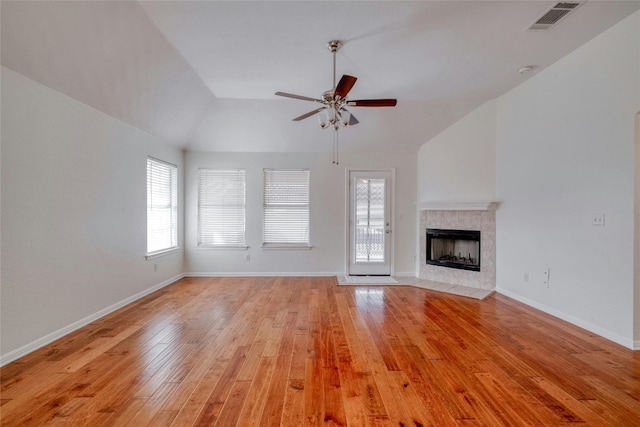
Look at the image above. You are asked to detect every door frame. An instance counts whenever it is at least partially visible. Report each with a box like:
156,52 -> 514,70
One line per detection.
345,168 -> 395,276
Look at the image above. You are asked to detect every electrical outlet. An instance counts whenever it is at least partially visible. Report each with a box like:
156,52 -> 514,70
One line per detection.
245,253 -> 250,261
543,268 -> 550,287
524,273 -> 529,282
153,264 -> 158,272
592,213 -> 605,226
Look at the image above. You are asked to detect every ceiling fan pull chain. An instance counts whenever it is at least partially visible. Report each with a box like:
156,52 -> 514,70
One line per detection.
332,130 -> 336,164
336,130 -> 340,165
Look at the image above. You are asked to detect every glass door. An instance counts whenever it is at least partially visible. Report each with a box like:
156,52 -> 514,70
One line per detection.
348,170 -> 392,275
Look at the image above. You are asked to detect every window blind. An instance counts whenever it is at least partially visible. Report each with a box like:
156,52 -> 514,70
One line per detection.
147,158 -> 178,254
198,169 -> 246,246
263,169 -> 310,246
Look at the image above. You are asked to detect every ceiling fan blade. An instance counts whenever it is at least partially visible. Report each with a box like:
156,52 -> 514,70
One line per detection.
292,107 -> 326,121
340,108 -> 359,126
275,92 -> 323,103
347,99 -> 397,107
334,75 -> 357,99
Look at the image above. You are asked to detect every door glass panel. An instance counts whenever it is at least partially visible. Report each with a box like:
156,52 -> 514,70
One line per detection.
355,178 -> 385,262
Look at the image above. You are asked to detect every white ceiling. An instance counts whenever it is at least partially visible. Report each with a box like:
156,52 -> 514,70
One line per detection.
2,1 -> 639,152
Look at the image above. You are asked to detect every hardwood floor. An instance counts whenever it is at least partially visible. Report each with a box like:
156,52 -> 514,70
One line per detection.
1,276 -> 639,426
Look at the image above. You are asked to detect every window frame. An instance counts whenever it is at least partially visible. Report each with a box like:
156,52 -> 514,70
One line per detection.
262,168 -> 312,250
197,168 -> 248,249
146,157 -> 179,259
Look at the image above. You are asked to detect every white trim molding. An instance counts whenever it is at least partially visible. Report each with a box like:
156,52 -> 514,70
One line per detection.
196,245 -> 249,251
0,274 -> 184,367
145,247 -> 180,260
497,286 -> 635,350
260,244 -> 313,250
184,272 -> 342,277
417,200 -> 500,211
393,272 -> 417,277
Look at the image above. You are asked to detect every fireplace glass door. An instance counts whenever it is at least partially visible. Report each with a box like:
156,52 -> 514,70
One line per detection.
349,171 -> 392,275
426,229 -> 480,271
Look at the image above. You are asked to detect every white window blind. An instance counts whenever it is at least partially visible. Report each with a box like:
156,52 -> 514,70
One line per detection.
263,169 -> 310,246
198,169 -> 246,247
147,157 -> 178,254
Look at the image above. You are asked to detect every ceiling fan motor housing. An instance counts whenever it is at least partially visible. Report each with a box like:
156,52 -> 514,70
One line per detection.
322,90 -> 347,106
327,40 -> 342,53
322,90 -> 335,103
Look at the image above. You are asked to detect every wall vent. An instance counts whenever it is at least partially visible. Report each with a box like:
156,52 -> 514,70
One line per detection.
527,2 -> 583,31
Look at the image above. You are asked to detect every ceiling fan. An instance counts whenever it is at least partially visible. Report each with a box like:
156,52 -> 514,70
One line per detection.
275,40 -> 397,130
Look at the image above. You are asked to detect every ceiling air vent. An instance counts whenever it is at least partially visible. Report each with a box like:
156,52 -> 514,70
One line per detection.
527,2 -> 583,31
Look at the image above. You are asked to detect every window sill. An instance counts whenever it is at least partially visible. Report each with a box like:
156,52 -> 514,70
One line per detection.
261,244 -> 313,250
196,245 -> 249,251
145,247 -> 180,260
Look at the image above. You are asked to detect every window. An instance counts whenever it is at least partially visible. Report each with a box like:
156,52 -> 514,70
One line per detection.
263,169 -> 310,247
198,169 -> 246,247
146,157 -> 178,255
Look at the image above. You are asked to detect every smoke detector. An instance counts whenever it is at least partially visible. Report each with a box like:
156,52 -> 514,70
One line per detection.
518,66 -> 534,75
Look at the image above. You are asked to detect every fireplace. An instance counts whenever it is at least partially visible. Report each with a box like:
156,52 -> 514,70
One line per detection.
426,228 -> 480,272
419,204 -> 496,289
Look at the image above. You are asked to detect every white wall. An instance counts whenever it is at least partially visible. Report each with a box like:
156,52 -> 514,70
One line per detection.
0,67 -> 417,363
1,67 -> 184,361
417,11 -> 640,348
184,150 -> 417,276
496,11 -> 639,347
417,100 -> 496,203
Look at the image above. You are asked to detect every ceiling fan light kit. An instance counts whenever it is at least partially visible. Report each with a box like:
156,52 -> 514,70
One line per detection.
275,40 -> 397,164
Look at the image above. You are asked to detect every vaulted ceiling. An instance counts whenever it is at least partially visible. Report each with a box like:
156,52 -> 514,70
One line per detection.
2,1 -> 639,153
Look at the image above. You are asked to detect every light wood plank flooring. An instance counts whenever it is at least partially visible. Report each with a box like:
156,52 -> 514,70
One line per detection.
1,276 -> 639,426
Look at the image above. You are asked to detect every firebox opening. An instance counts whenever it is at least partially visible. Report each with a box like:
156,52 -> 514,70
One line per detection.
426,229 -> 480,272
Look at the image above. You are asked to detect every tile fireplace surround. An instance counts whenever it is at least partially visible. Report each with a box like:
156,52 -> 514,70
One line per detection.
419,202 -> 498,290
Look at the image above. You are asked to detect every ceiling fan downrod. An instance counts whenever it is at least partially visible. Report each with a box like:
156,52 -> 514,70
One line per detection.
327,40 -> 342,91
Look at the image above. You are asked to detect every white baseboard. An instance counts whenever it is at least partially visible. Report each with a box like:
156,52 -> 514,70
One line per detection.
184,272 -> 416,279
183,272 -> 343,277
496,286 -> 635,350
0,274 -> 184,367
393,272 -> 417,277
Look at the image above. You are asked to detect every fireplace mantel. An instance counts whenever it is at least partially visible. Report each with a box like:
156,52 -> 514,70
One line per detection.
417,201 -> 500,211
